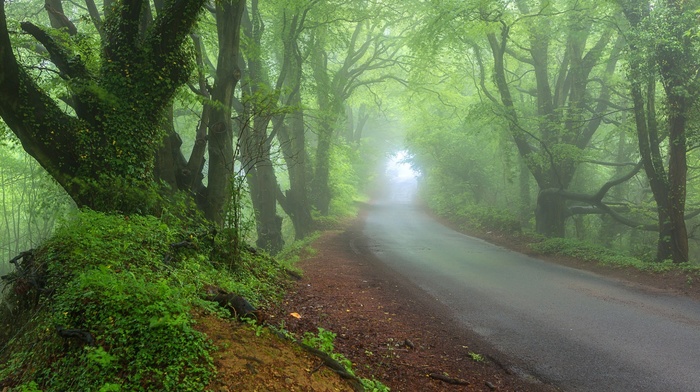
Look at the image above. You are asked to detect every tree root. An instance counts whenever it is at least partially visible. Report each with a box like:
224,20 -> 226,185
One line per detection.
297,342 -> 365,392
268,327 -> 365,391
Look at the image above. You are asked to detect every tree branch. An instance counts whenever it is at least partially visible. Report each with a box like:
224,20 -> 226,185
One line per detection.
20,22 -> 89,80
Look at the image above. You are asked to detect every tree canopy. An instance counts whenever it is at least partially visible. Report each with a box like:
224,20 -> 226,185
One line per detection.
2,0 -> 700,262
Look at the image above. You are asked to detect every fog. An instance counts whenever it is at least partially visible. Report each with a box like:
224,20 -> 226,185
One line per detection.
385,150 -> 419,204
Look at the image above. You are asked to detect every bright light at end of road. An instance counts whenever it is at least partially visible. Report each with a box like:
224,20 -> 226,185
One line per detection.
386,150 -> 418,181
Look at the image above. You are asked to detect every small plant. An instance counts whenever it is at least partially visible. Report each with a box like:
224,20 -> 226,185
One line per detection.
301,327 -> 390,391
244,317 -> 266,337
303,328 -> 339,357
361,378 -> 391,392
85,346 -> 118,370
468,352 -> 484,362
17,382 -> 42,392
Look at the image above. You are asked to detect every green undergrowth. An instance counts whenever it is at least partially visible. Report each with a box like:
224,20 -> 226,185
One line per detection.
530,237 -> 700,273
299,327 -> 390,392
275,232 -> 320,266
0,210 -> 293,391
427,196 -> 700,276
430,197 -> 521,234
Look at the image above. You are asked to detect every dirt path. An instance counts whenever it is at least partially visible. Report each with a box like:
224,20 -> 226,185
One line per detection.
271,218 -> 559,392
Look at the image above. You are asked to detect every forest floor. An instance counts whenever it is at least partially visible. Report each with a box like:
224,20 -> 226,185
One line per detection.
199,205 -> 700,392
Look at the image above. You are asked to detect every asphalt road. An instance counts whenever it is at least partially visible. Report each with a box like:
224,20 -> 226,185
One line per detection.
363,179 -> 700,391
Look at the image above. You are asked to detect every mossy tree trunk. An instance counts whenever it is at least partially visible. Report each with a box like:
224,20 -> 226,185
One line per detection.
0,0 -> 206,214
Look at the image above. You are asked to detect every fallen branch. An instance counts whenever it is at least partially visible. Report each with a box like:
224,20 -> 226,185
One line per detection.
203,285 -> 262,322
428,372 -> 470,385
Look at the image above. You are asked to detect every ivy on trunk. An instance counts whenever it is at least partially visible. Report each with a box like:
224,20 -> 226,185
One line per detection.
0,0 -> 205,213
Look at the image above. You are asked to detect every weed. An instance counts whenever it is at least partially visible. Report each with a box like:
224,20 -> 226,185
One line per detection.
244,318 -> 266,337
468,352 -> 484,362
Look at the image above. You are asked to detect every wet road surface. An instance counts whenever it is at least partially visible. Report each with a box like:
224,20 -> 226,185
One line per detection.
362,180 -> 700,391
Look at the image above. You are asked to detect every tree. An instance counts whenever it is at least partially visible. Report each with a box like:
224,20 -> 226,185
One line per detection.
235,0 -> 288,253
151,2 -> 246,224
273,1 -> 316,241
308,2 -> 405,215
477,1 -> 624,237
617,0 -> 700,262
0,0 -> 208,213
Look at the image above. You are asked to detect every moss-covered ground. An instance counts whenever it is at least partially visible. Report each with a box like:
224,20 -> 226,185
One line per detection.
0,210 -> 363,392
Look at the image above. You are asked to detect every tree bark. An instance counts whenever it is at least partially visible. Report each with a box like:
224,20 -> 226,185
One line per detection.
619,0 -> 692,262
0,0 -> 208,214
203,0 -> 245,224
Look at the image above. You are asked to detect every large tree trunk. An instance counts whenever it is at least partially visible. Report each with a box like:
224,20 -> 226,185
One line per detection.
276,107 -> 313,240
309,40 -> 338,216
620,0 -> 692,262
0,0 -> 207,214
312,120 -> 334,215
665,96 -> 689,262
203,1 -> 245,224
535,192 -> 567,237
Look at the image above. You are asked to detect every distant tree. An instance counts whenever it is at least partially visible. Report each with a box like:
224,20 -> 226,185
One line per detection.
308,2 -> 405,215
235,0 -> 288,253
477,1 -> 624,237
273,0 -> 316,241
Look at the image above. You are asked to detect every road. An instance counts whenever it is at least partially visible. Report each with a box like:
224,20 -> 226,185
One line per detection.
362,178 -> 700,391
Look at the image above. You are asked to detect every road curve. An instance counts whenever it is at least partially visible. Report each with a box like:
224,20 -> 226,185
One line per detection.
362,181 -> 700,391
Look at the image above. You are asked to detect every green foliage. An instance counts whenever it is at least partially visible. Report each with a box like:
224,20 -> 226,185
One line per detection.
15,382 -> 41,392
217,173 -> 258,268
362,378 -> 391,392
301,328 -> 390,392
530,237 -> 700,274
44,268 -> 212,391
428,188 -> 521,234
328,144 -> 361,218
468,352 -> 484,362
275,232 -> 320,268
302,328 -> 340,359
0,209 -> 293,391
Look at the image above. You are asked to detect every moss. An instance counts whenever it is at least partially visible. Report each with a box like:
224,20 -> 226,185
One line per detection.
0,210 -> 292,391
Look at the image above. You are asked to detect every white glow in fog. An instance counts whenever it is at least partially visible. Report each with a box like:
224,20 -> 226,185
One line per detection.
386,150 -> 418,203
386,150 -> 418,180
